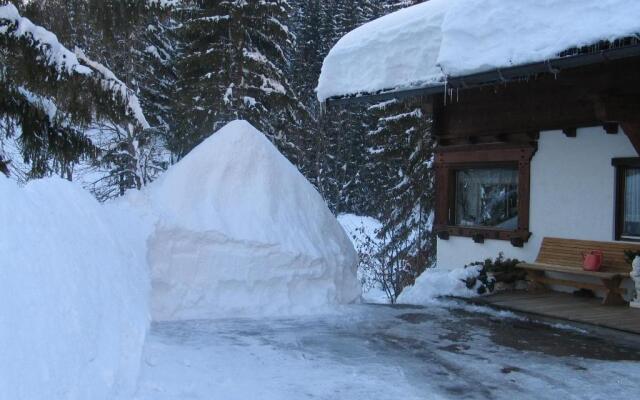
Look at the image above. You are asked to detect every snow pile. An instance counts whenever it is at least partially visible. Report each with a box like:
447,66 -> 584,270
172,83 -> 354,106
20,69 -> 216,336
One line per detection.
397,266 -> 482,306
0,177 -> 149,400
337,214 -> 389,303
317,0 -> 640,101
144,120 -> 360,320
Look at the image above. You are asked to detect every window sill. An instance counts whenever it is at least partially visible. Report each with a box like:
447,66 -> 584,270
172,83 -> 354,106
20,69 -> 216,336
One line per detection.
435,225 -> 531,247
617,236 -> 640,243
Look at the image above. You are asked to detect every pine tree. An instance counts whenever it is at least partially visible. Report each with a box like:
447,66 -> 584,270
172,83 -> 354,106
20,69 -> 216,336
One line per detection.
366,98 -> 436,297
173,0 -> 304,161
0,2 -> 149,181
4,0 -> 176,195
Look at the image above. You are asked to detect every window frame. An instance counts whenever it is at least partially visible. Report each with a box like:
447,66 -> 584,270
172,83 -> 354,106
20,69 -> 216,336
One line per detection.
453,165 -> 520,230
434,145 -> 535,247
613,157 -> 640,242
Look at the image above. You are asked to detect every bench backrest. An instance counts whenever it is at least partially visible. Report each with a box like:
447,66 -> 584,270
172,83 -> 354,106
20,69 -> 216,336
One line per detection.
536,237 -> 640,272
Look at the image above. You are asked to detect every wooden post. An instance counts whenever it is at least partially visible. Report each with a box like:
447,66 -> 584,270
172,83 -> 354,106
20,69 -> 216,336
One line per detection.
601,277 -> 627,306
527,270 -> 548,293
620,121 -> 640,156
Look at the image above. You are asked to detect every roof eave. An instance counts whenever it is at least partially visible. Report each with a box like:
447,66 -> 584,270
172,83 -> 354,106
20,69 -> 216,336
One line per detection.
324,42 -> 640,107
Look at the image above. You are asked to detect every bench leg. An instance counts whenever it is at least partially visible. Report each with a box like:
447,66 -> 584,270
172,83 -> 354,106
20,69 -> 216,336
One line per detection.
527,270 -> 548,293
601,277 -> 627,306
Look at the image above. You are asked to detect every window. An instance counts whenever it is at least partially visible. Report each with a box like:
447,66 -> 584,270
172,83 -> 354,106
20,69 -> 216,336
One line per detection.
614,158 -> 640,241
434,145 -> 535,246
455,168 -> 519,229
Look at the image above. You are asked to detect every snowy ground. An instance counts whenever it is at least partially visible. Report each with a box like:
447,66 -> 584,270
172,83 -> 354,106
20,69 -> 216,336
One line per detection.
135,303 -> 640,400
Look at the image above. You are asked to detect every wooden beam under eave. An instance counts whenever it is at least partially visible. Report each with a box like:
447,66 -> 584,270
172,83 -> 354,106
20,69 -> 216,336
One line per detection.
603,122 -> 619,134
620,121 -> 640,155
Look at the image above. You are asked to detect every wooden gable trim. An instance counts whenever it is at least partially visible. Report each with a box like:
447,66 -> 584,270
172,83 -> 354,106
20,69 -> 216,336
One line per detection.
620,121 -> 640,156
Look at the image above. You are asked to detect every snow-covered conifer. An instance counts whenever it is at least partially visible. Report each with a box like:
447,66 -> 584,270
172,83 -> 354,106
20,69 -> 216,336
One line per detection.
172,0 -> 305,160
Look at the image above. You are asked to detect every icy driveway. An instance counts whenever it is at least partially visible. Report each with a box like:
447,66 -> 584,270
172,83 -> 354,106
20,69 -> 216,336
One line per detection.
134,303 -> 640,400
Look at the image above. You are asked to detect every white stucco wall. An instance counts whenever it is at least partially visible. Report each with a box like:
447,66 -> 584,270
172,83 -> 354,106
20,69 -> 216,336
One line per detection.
437,126 -> 638,270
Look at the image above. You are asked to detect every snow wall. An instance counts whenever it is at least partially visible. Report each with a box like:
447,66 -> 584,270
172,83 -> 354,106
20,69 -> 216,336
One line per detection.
0,177 -> 149,400
144,120 -> 360,320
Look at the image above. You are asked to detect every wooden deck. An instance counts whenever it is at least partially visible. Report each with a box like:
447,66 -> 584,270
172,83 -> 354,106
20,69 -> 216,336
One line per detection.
470,291 -> 640,335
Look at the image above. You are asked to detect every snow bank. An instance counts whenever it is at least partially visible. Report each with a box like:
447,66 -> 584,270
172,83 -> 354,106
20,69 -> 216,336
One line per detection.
0,177 -> 149,400
144,120 -> 360,320
317,0 -> 640,101
396,266 -> 481,306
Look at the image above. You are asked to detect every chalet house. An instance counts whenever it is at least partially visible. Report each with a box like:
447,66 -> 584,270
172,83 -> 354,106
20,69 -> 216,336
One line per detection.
318,0 -> 640,303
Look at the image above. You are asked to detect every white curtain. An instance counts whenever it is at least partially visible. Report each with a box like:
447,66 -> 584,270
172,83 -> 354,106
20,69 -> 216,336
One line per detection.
455,168 -> 518,228
624,168 -> 640,236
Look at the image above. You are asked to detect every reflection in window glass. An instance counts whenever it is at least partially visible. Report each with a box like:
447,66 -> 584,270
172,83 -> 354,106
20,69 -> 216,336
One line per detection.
623,167 -> 640,238
455,168 -> 518,229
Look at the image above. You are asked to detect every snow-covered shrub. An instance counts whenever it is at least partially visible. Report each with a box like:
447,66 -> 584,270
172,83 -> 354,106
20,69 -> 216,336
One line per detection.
338,214 -> 390,303
397,254 -> 524,305
463,253 -> 524,295
0,176 -> 149,400
396,265 -> 484,305
338,214 -> 419,304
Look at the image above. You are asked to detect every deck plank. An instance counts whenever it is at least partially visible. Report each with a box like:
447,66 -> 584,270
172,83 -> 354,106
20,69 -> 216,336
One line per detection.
471,291 -> 640,334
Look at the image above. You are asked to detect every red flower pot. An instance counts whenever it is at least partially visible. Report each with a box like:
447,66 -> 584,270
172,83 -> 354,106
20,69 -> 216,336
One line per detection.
582,250 -> 604,271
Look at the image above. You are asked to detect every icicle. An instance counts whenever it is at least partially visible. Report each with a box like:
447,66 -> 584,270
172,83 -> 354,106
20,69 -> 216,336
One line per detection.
443,79 -> 447,107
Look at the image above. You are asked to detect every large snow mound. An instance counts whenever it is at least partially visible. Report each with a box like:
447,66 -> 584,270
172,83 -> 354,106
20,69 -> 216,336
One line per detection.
145,120 -> 360,320
0,177 -> 149,400
317,0 -> 640,101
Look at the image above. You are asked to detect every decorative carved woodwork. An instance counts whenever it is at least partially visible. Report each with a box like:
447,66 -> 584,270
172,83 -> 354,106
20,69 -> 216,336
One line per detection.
603,122 -> 619,134
434,57 -> 640,147
620,121 -> 640,155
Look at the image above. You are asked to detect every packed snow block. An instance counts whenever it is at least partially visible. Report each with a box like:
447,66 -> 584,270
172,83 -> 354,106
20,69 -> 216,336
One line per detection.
0,177 -> 149,400
146,120 -> 360,320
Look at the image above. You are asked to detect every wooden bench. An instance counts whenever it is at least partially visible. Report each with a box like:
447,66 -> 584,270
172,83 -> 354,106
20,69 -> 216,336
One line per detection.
517,237 -> 640,306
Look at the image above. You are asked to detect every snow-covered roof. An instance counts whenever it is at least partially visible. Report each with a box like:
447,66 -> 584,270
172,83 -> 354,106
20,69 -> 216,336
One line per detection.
317,0 -> 640,102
